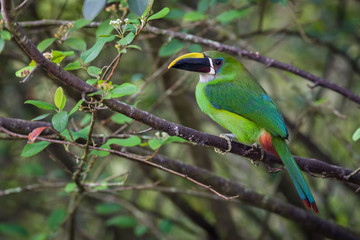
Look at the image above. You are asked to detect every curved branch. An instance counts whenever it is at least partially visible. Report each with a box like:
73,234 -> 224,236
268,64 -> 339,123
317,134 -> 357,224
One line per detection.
1,115 -> 360,186
17,19 -> 360,105
238,29 -> 360,75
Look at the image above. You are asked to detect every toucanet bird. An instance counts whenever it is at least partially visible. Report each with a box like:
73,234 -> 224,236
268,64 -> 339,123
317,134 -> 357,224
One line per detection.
168,51 -> 318,213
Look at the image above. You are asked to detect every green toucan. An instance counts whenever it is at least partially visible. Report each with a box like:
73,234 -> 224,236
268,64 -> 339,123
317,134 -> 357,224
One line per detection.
168,51 -> 318,213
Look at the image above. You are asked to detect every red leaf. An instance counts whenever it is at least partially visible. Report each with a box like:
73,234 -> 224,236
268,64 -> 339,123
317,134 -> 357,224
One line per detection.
28,127 -> 48,144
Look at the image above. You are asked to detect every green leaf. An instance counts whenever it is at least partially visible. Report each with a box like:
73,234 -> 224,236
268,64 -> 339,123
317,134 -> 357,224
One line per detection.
90,144 -> 111,157
81,114 -> 92,125
70,19 -> 91,33
87,66 -> 101,78
148,7 -> 170,20
21,141 -> 51,157
163,136 -> 186,144
109,83 -> 138,98
25,100 -> 57,110
95,203 -> 122,215
134,225 -> 148,237
148,139 -> 162,150
197,0 -> 209,13
29,60 -> 36,66
64,38 -> 87,51
164,9 -> 185,20
96,20 -> 114,39
37,38 -> 56,52
87,90 -> 103,96
0,38 -> 5,53
88,90 -> 103,97
128,0 -> 148,16
64,183 -> 77,193
124,23 -> 137,33
48,208 -> 66,231
111,113 -> 133,124
216,9 -> 248,24
52,111 -> 68,132
106,215 -> 137,228
64,61 -> 82,71
81,35 -> 116,63
61,126 -> 89,141
86,79 -> 98,85
31,113 -> 51,121
352,127 -> 360,142
82,0 -> 107,21
0,223 -> 28,237
126,44 -> 142,51
183,11 -> 206,21
188,43 -> 202,53
142,0 -> 154,18
69,100 -> 83,116
15,65 -> 35,77
159,219 -> 173,233
118,32 -> 135,46
148,135 -> 185,150
0,30 -> 11,40
54,87 -> 66,110
127,18 -> 141,25
107,136 -> 141,147
313,97 -> 328,106
51,50 -> 74,64
159,39 -> 185,57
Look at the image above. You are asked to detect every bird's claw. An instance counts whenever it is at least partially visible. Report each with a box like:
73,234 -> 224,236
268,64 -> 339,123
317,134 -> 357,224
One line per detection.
214,134 -> 232,155
249,143 -> 264,166
266,165 -> 285,173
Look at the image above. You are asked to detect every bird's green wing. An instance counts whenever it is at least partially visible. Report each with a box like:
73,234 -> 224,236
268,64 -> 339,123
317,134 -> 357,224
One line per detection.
204,80 -> 288,138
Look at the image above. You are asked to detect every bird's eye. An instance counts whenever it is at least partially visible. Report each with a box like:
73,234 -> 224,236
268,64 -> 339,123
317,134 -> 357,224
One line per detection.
214,59 -> 222,66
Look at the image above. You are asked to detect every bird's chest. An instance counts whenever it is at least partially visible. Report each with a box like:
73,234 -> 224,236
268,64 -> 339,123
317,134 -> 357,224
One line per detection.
195,83 -> 261,144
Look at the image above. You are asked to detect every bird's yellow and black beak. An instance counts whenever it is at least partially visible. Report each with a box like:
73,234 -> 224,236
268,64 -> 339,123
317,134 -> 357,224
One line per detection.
168,53 -> 213,74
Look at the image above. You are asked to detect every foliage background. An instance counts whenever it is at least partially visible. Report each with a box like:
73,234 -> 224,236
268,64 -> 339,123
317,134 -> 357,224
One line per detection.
0,0 -> 360,239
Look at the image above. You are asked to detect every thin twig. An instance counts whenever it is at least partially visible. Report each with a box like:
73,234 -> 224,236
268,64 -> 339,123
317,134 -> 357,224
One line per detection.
72,109 -> 96,191
19,65 -> 37,83
15,0 -> 31,12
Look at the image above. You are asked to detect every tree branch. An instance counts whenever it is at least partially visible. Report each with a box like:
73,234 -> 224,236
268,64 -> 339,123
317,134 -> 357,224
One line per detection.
1,116 -> 360,187
17,19 -> 360,105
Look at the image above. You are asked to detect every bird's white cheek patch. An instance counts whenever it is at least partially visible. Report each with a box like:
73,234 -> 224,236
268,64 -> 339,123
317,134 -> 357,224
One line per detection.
199,73 -> 215,83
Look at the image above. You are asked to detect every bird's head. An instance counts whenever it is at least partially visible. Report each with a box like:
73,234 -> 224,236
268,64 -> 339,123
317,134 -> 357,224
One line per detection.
168,51 -> 241,83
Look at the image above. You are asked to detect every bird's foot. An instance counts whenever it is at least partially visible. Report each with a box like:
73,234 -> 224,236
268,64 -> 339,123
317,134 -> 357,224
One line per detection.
214,133 -> 233,155
266,165 -> 285,173
249,143 -> 264,166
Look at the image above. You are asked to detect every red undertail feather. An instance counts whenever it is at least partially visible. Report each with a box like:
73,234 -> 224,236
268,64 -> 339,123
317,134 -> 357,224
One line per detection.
303,200 -> 319,213
311,202 -> 319,214
302,199 -> 311,210
259,132 -> 279,158
260,132 -> 319,214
